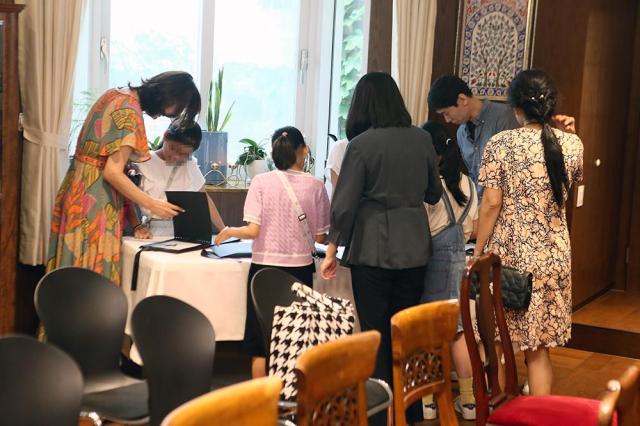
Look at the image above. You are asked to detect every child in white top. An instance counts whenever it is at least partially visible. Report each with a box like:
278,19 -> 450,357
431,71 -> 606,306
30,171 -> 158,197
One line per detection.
134,122 -> 225,237
325,137 -> 349,197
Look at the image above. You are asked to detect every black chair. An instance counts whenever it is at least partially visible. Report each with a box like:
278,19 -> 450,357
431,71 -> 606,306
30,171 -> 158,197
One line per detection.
34,266 -> 149,425
250,267 -> 393,418
132,295 -> 216,426
0,334 -> 83,426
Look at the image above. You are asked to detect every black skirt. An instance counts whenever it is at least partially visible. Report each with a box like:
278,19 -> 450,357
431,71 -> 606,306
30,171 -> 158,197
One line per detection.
243,262 -> 315,357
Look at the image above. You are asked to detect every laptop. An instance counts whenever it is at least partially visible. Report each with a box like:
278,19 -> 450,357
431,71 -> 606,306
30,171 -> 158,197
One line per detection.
141,191 -> 213,253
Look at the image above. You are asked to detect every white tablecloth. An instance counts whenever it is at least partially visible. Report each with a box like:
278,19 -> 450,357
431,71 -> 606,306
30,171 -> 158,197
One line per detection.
121,237 -> 356,344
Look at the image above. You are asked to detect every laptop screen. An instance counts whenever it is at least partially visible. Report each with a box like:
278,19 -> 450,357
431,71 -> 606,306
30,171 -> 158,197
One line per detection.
165,191 -> 213,244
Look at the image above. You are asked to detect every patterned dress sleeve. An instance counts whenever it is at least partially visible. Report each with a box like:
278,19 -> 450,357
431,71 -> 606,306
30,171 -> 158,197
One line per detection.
569,134 -> 584,184
478,134 -> 507,191
98,92 -> 150,162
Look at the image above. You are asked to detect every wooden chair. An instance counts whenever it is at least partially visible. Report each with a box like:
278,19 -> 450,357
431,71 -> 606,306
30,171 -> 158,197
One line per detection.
391,300 -> 460,426
459,253 -> 518,425
461,254 -> 640,426
599,363 -> 640,426
294,330 -> 381,426
161,377 -> 282,426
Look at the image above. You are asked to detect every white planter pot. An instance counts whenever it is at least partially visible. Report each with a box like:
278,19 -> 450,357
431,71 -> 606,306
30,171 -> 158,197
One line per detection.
247,159 -> 269,178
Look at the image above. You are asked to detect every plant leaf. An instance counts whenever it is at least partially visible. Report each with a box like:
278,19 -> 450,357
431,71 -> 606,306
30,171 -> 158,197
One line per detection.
218,100 -> 235,132
207,80 -> 214,131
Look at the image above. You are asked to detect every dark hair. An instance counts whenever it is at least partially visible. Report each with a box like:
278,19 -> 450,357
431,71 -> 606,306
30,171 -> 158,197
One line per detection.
164,120 -> 202,151
427,75 -> 473,111
508,69 -> 568,207
421,121 -> 468,206
271,126 -> 305,170
129,71 -> 201,125
345,72 -> 412,140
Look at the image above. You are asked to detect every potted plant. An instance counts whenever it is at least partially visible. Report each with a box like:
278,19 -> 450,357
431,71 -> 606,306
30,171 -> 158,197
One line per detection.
236,138 -> 268,179
194,67 -> 235,184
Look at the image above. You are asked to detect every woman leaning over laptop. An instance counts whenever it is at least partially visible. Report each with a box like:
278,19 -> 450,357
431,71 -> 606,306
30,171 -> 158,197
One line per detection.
214,126 -> 330,379
47,71 -> 199,286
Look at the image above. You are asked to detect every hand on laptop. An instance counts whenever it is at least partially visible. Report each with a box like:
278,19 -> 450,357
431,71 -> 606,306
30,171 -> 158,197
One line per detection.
146,198 -> 184,219
214,226 -> 232,245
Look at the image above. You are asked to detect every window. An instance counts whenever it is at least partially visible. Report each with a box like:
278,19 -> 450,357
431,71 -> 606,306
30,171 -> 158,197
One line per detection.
210,0 -> 302,163
109,0 -> 201,142
69,0 -> 370,179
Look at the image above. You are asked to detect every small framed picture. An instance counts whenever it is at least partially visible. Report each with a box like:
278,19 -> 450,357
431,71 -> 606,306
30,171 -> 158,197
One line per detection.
455,0 -> 538,100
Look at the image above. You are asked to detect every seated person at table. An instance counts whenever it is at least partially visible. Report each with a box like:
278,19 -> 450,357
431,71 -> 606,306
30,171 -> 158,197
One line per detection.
133,121 -> 225,238
214,126 -> 330,378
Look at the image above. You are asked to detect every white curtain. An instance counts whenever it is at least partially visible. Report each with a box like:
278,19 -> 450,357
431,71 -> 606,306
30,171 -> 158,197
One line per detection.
17,0 -> 85,265
396,0 -> 438,124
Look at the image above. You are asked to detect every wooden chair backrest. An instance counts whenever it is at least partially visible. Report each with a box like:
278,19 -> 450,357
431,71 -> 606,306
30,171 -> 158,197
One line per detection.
160,377 -> 281,426
294,331 -> 381,426
599,363 -> 640,426
460,253 -> 519,425
391,300 -> 460,426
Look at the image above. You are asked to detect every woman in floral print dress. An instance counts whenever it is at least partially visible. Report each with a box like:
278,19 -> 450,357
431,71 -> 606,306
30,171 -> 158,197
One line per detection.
47,71 -> 200,285
474,69 -> 584,395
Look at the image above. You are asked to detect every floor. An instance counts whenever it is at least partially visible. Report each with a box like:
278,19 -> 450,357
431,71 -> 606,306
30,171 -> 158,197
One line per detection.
572,290 -> 640,333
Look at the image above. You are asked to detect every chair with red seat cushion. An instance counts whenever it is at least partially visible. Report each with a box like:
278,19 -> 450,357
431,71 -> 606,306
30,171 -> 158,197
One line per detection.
487,394 -> 616,426
460,254 -> 639,426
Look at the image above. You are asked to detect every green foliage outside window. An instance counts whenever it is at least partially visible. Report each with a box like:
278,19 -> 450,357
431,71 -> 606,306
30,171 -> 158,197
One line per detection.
337,0 -> 365,139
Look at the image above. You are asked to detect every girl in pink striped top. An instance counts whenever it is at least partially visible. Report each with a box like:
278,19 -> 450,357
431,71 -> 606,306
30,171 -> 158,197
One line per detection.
214,126 -> 330,378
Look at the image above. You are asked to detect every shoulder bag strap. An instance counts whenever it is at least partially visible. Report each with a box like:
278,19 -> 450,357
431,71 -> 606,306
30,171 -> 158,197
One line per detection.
457,176 -> 476,224
275,170 -> 317,256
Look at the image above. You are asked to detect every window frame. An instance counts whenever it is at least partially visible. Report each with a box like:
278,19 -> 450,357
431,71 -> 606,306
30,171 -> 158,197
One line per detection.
72,0 -> 371,177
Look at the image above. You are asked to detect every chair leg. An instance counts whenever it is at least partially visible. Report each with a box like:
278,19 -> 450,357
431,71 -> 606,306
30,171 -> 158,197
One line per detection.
80,411 -> 103,426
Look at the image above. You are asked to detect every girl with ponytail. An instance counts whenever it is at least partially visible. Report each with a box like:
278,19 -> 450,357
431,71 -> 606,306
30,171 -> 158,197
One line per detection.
474,69 -> 584,396
214,126 -> 330,379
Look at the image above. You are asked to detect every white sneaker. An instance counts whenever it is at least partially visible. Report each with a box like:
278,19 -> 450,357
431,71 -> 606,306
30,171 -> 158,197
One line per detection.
454,396 -> 476,421
422,401 -> 437,420
522,380 -> 530,395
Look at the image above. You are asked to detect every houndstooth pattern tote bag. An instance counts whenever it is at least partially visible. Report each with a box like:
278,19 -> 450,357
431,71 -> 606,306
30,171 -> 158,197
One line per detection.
269,282 -> 355,400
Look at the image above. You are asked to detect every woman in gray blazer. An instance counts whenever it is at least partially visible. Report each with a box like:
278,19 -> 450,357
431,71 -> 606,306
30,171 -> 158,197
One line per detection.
321,71 -> 442,424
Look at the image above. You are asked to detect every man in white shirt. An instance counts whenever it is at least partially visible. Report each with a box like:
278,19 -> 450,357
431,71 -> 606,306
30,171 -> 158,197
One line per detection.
133,122 -> 225,237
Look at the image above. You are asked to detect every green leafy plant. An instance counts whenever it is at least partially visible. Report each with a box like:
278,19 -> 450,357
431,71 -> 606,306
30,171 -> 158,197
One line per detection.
236,138 -> 267,165
206,67 -> 235,132
337,0 -> 366,138
148,136 -> 162,150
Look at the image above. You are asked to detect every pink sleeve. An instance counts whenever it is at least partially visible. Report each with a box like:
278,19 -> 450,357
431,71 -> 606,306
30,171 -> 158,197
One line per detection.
315,181 -> 330,234
243,179 -> 262,225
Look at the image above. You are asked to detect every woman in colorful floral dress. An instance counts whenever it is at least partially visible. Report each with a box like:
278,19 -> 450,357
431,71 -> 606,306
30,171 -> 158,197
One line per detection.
47,71 -> 200,285
474,69 -> 583,395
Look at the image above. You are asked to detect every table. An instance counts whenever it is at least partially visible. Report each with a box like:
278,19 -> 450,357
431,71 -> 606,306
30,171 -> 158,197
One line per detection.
121,237 -> 356,351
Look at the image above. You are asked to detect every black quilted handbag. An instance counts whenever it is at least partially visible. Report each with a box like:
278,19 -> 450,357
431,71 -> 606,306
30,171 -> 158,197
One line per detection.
470,266 -> 533,310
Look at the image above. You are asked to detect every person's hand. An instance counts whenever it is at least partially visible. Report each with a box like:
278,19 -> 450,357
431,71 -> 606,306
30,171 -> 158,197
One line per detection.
214,227 -> 232,245
134,225 -> 153,239
550,114 -> 576,134
320,255 -> 338,280
146,198 -> 184,219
